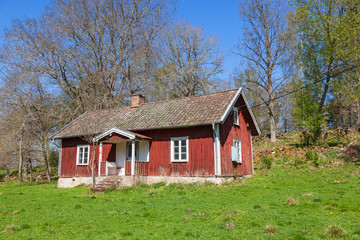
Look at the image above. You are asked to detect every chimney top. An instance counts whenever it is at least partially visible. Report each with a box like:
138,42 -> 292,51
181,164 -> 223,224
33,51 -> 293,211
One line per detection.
130,94 -> 145,107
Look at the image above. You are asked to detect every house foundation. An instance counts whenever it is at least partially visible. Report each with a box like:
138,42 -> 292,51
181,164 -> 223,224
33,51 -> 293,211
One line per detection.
57,175 -> 242,188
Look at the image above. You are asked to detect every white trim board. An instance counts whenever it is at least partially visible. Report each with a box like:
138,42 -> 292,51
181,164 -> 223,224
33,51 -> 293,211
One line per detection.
93,127 -> 136,142
220,88 -> 261,136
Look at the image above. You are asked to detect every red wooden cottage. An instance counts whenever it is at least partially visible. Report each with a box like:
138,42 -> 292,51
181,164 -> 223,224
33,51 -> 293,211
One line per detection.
51,88 -> 260,187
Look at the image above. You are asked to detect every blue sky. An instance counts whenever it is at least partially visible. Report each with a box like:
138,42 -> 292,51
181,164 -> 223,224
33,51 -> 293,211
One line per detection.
0,0 -> 242,82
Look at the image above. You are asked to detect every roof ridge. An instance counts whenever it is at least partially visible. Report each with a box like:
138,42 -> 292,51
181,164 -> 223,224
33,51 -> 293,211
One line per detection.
79,89 -> 239,113
139,88 -> 238,106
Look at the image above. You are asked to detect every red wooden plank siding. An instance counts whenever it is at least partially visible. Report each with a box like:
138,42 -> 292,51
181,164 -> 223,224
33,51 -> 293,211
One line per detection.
219,96 -> 253,176
100,162 -> 106,176
101,133 -> 126,141
60,137 -> 99,177
139,125 -> 215,176
125,161 -> 149,176
125,161 -> 131,175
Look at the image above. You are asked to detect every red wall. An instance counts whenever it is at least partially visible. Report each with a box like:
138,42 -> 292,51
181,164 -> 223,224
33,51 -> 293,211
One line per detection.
60,138 -> 98,177
60,138 -> 115,177
219,97 -> 253,176
139,125 -> 215,176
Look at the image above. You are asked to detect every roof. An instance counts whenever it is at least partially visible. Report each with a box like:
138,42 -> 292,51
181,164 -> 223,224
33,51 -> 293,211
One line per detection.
51,88 -> 260,139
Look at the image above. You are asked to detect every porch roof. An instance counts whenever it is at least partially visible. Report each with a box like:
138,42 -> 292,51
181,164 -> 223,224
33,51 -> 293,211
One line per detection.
94,128 -> 151,142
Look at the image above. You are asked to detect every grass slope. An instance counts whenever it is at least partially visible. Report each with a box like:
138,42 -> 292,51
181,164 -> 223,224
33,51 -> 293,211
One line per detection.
0,164 -> 360,239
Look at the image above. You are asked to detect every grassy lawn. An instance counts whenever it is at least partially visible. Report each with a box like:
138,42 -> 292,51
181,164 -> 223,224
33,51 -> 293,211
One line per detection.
0,163 -> 359,239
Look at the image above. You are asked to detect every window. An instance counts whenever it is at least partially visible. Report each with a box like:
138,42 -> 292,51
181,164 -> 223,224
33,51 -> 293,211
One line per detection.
126,141 -> 139,161
233,107 -> 239,125
77,145 -> 89,165
171,137 -> 189,162
233,139 -> 242,163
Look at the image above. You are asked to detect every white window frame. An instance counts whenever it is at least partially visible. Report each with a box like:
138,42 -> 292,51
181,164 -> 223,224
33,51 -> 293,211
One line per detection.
171,137 -> 189,162
77,145 -> 90,165
233,139 -> 242,163
233,107 -> 239,125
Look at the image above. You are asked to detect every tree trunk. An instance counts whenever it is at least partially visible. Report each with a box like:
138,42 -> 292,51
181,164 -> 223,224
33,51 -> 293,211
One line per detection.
269,96 -> 277,142
29,159 -> 33,182
24,159 -> 28,179
356,97 -> 360,131
6,169 -> 10,178
18,135 -> 23,182
41,136 -> 51,181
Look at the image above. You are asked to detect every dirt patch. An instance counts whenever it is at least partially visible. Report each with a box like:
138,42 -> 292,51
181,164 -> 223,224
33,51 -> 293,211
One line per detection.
2,225 -> 16,233
341,144 -> 360,161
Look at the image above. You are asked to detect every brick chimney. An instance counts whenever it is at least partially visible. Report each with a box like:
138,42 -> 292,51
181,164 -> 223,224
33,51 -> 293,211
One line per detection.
130,94 -> 145,107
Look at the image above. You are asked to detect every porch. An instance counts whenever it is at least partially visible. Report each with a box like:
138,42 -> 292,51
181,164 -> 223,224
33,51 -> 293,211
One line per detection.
95,128 -> 151,177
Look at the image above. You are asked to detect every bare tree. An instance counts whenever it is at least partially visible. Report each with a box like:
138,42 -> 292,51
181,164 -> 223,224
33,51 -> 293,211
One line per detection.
81,135 -> 98,188
1,0 -> 174,117
156,21 -> 223,98
236,0 -> 293,142
0,71 -> 57,181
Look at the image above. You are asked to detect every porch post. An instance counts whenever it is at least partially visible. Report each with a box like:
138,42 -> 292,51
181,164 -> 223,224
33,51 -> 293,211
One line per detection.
98,142 -> 103,176
131,140 -> 135,176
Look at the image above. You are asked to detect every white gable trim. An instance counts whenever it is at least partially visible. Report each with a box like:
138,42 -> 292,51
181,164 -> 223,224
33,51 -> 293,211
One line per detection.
93,127 -> 136,142
220,88 -> 261,136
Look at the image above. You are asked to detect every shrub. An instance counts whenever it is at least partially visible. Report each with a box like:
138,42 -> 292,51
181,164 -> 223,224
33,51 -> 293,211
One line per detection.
306,150 -> 320,167
324,225 -> 346,237
260,155 -> 273,169
294,157 -> 305,168
343,156 -> 352,163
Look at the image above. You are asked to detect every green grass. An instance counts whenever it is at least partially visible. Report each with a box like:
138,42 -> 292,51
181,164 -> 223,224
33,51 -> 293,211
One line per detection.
1,164 -> 360,239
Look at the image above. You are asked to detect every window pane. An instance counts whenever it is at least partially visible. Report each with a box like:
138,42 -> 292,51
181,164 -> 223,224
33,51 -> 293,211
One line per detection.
181,146 -> 186,153
174,153 -> 179,160
84,147 -> 88,153
174,140 -> 179,146
174,146 -> 179,153
135,142 -> 139,160
126,143 -> 131,160
78,150 -> 83,164
181,140 -> 186,146
181,153 -> 186,159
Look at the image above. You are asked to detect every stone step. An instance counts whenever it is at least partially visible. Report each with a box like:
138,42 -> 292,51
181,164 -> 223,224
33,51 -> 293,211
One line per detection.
97,181 -> 120,185
91,187 -> 106,193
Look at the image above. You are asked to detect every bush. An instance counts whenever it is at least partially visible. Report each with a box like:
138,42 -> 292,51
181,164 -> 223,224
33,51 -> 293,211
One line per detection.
343,156 -> 352,163
306,150 -> 320,167
260,155 -> 273,169
294,157 -> 305,168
